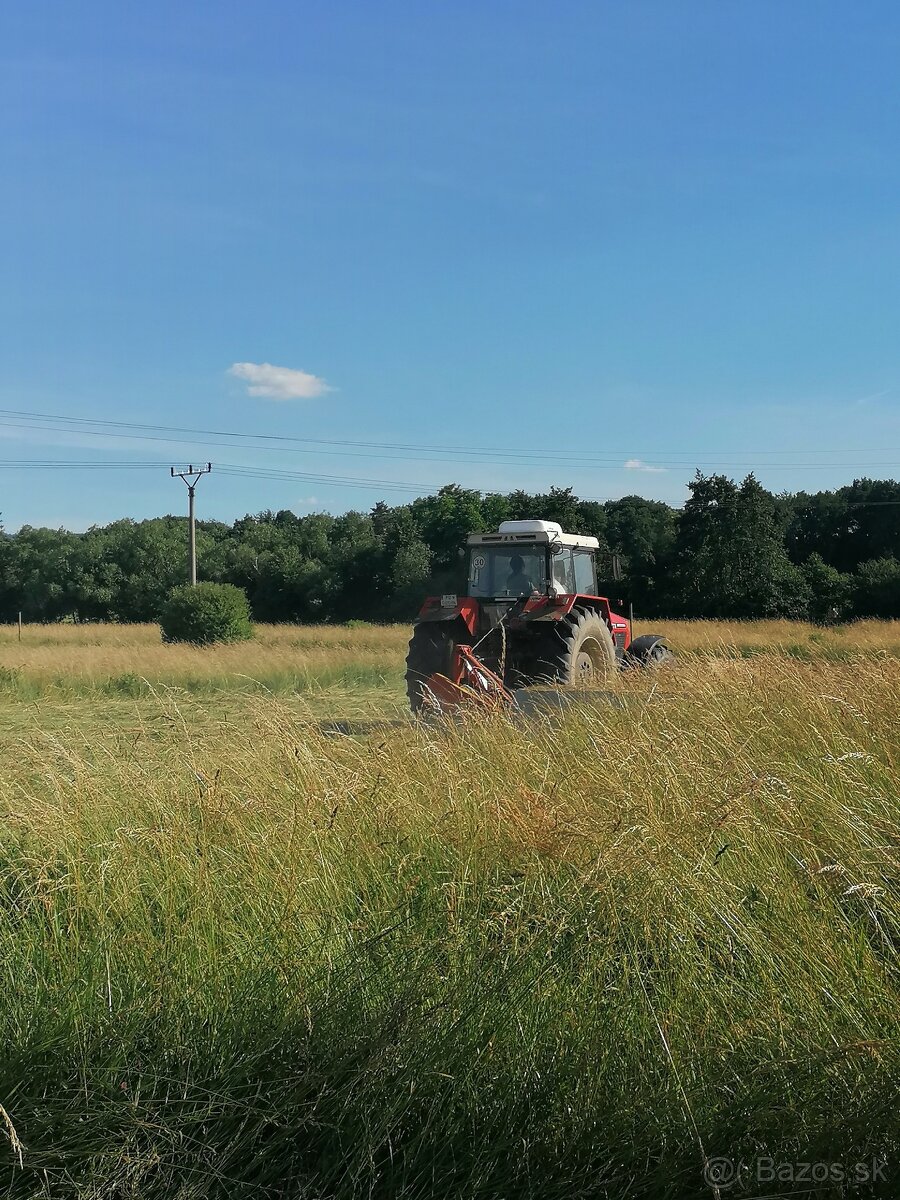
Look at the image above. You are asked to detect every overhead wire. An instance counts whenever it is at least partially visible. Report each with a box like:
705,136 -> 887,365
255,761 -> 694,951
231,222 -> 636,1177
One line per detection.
0,457 -> 624,499
0,408 -> 896,508
0,459 -> 168,469
1,457 -> 899,505
0,407 -> 898,471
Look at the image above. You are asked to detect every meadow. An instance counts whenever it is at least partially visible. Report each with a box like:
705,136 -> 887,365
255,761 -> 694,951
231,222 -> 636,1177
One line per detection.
0,621 -> 898,1197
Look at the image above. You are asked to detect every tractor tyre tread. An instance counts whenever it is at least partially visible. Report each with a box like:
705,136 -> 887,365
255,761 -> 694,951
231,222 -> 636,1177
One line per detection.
543,606 -> 617,686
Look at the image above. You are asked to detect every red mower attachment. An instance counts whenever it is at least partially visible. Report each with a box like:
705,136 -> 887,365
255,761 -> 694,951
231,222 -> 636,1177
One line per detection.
418,644 -> 514,714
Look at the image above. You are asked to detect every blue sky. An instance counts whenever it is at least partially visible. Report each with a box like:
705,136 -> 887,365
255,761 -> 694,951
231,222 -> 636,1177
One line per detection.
1,0 -> 898,530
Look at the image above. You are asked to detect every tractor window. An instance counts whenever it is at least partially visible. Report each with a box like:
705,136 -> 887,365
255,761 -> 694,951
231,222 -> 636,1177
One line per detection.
573,549 -> 597,595
549,547 -> 575,595
468,546 -> 547,597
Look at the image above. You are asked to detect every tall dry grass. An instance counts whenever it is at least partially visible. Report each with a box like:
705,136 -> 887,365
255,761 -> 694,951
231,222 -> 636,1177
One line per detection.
0,618 -> 898,705
0,638 -> 897,1196
639,617 -> 900,658
0,623 -> 409,708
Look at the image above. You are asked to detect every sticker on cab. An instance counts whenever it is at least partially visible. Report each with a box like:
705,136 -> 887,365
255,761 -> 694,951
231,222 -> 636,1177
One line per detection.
472,555 -> 485,569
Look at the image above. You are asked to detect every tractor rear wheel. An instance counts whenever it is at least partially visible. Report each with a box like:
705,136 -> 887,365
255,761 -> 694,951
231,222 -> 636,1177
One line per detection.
405,624 -> 458,714
547,607 -> 617,686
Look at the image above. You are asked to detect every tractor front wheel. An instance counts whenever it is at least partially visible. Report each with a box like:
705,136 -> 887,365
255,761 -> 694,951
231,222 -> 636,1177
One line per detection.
624,634 -> 674,669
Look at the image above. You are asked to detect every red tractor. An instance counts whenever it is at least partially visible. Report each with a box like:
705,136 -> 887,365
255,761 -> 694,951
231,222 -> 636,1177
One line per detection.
405,520 -> 672,714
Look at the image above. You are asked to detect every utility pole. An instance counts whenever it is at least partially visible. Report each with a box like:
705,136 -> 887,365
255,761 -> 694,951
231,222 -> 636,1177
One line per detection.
170,464 -> 212,585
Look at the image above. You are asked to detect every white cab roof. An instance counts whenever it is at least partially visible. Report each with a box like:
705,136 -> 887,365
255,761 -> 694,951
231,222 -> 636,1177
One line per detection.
498,520 -> 563,536
468,520 -> 599,550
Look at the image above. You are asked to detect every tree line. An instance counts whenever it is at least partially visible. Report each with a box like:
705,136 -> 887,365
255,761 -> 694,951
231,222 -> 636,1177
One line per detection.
1,474 -> 899,624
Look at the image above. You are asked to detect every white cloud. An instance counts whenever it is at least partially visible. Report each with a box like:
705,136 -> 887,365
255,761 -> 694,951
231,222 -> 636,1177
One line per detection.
624,458 -> 667,473
228,361 -> 332,400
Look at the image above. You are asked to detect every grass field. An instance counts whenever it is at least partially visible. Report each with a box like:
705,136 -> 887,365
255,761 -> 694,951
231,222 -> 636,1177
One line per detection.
0,621 -> 898,1197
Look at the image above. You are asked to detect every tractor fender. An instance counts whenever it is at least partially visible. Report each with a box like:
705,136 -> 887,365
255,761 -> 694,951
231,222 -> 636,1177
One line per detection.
524,595 -> 617,623
623,634 -> 673,669
415,598 -> 479,637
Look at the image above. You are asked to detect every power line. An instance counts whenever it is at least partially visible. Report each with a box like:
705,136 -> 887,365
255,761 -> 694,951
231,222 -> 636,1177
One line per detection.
0,456 -> 617,498
215,466 -> 446,493
3,404 -> 897,455
2,455 -> 900,506
1,414 -> 899,472
1,407 -> 899,471
0,459 -> 168,469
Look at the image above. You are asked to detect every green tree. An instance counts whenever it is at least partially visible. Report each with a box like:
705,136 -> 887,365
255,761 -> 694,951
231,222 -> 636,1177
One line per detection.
854,557 -> 900,618
370,506 -> 433,618
576,501 -> 608,548
480,492 -> 512,530
98,518 -> 198,620
328,512 -> 381,622
783,489 -> 850,568
529,486 -> 583,532
409,485 -> 484,574
670,473 -> 808,618
390,538 -> 432,616
3,476 -> 898,626
4,527 -> 81,621
836,480 -> 900,571
604,496 -> 675,612
801,553 -> 853,623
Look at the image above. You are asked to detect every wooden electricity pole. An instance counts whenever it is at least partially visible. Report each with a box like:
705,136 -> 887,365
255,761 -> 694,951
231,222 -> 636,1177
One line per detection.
170,464 -> 212,584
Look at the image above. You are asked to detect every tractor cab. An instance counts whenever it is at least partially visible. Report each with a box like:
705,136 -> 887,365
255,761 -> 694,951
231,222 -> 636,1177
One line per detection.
466,520 -> 599,600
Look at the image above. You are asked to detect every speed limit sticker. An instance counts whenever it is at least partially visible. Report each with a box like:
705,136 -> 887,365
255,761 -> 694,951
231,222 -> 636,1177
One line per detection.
472,554 -> 486,569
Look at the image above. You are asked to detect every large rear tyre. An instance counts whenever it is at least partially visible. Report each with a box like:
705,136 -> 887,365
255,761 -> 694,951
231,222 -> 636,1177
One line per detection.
554,609 -> 619,686
405,624 -> 458,714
